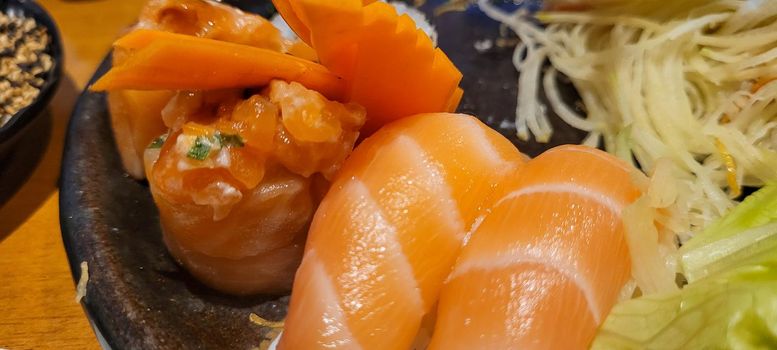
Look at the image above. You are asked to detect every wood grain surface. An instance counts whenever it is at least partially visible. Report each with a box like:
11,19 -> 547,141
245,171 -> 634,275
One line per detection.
0,1 -> 146,348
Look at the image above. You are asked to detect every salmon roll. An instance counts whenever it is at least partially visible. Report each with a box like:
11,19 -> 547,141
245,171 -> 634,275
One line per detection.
146,80 -> 365,295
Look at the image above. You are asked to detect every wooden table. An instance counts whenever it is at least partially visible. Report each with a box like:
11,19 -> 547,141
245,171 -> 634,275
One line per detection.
0,1 -> 147,348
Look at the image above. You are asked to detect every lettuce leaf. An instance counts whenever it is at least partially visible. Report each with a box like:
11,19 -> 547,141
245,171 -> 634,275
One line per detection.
680,183 -> 777,283
592,262 -> 777,350
592,184 -> 777,349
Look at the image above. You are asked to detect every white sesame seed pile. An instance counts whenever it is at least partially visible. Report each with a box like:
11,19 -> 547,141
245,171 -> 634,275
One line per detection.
0,12 -> 52,127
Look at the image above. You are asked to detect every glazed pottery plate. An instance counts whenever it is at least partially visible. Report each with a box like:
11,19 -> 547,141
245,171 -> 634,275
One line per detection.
59,1 -> 583,349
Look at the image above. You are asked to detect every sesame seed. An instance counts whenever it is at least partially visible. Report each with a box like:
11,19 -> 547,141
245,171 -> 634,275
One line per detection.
0,11 -> 52,127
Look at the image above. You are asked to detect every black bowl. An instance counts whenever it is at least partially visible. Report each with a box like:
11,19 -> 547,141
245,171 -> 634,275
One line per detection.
0,0 -> 63,160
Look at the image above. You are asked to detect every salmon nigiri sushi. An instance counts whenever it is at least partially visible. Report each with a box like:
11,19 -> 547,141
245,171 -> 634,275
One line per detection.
429,145 -> 643,349
278,113 -> 527,350
146,80 -> 365,295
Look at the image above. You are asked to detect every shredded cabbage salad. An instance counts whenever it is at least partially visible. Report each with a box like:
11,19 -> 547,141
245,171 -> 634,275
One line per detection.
478,0 -> 777,239
594,183 -> 777,349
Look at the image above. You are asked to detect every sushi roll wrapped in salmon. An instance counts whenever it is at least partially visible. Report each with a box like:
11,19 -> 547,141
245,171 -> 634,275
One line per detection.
96,0 -> 465,297
146,81 -> 365,295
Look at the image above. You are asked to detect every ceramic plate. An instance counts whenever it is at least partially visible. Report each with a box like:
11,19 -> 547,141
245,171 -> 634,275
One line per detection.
59,1 -> 584,349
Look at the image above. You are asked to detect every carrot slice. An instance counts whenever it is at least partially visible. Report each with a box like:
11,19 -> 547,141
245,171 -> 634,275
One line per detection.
752,77 -> 776,93
289,0 -> 364,80
91,30 -> 344,99
272,0 -> 312,44
286,41 -> 318,62
291,0 -> 463,132
446,87 -> 464,113
271,0 -> 378,45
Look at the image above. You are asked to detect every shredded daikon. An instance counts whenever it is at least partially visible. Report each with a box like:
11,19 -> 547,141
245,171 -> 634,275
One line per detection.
622,197 -> 679,294
617,160 -> 681,294
249,313 -> 285,328
477,0 -> 777,238
75,261 -> 89,303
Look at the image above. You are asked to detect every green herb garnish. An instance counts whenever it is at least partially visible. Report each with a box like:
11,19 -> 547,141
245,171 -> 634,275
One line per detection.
148,134 -> 168,149
215,132 -> 245,148
184,132 -> 242,161
187,136 -> 212,161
